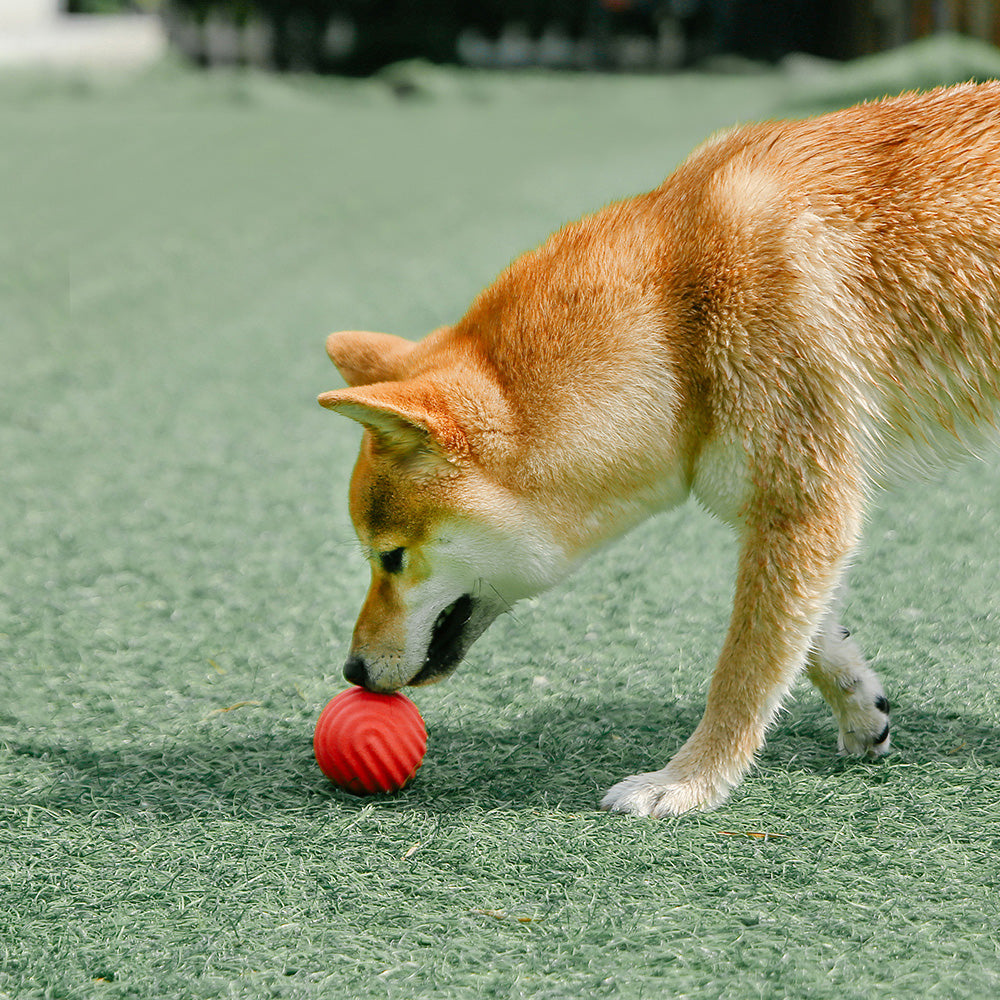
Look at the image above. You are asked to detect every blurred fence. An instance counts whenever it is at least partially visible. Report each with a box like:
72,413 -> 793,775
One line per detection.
159,1 -> 1000,74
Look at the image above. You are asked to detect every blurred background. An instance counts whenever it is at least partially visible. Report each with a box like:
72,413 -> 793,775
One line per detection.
2,0 -> 999,75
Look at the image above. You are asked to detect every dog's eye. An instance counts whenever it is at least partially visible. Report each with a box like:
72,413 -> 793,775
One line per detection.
378,547 -> 405,574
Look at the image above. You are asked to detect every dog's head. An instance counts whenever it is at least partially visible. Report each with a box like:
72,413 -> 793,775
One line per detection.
318,212 -> 691,691
318,329 -> 567,693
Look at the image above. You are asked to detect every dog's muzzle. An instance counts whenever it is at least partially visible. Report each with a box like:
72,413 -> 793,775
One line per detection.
343,593 -> 488,691
411,593 -> 477,686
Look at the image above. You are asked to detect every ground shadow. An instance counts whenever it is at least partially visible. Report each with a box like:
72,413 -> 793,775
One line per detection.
4,727 -> 322,821
6,687 -> 996,821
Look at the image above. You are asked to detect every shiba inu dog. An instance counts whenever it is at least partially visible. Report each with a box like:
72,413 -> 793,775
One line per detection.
318,82 -> 1000,816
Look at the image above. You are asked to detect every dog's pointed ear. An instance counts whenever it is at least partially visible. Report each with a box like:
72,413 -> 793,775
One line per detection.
318,382 -> 468,464
325,330 -> 416,387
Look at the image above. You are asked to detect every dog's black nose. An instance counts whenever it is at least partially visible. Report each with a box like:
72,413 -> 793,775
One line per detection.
343,655 -> 368,688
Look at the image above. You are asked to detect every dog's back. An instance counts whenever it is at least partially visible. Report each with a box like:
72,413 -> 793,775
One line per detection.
649,83 -> 1000,484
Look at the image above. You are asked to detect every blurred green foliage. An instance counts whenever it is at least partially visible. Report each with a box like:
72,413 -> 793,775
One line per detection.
67,0 -> 161,13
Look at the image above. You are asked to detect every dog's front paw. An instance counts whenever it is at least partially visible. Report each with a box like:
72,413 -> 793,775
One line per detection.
600,767 -> 730,817
807,622 -> 891,759
838,690 -> 891,757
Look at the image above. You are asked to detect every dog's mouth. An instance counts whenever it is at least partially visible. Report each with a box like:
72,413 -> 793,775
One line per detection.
410,594 -> 478,686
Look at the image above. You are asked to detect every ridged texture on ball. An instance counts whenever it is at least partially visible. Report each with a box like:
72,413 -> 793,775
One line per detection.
314,687 -> 427,795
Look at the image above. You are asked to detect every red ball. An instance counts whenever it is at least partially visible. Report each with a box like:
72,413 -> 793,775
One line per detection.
313,687 -> 427,795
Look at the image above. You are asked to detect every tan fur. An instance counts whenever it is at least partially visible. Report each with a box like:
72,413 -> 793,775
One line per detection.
319,83 -> 1000,816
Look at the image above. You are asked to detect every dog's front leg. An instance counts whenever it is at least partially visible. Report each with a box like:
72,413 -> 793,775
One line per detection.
602,492 -> 861,817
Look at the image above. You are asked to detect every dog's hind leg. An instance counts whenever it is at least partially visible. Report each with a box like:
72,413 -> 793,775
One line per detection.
806,592 -> 891,757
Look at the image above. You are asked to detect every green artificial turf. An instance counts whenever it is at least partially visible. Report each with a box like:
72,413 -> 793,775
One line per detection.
3,34 -> 1000,1000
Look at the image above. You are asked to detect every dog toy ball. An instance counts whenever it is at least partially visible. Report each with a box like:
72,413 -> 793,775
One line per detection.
314,687 -> 426,795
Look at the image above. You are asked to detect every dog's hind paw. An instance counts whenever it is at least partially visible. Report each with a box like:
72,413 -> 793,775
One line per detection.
600,768 -> 730,817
